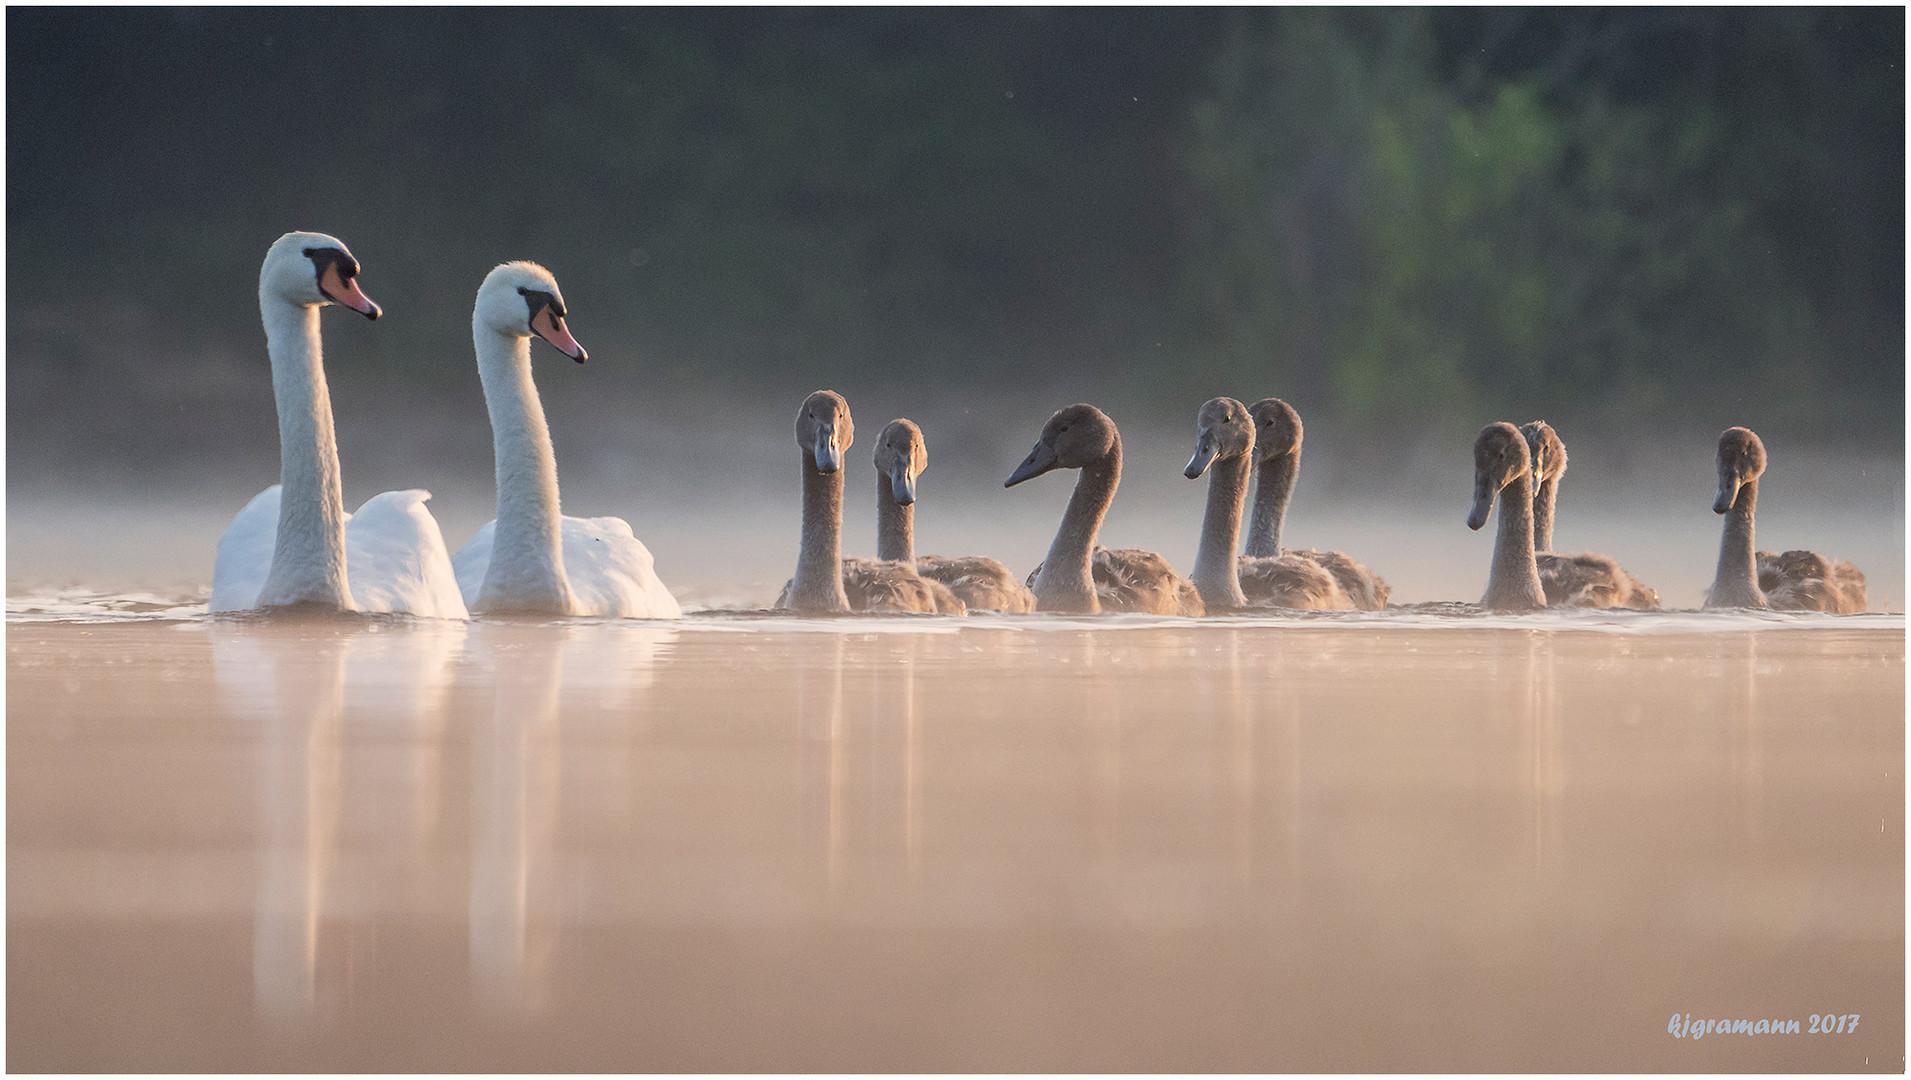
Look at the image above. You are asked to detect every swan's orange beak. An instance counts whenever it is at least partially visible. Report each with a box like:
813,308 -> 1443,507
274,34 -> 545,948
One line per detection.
319,262 -> 381,320
532,307 -> 587,363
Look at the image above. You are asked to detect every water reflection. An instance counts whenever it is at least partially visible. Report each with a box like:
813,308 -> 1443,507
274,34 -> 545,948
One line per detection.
903,635 -> 923,877
785,633 -> 847,889
1522,633 -> 1562,872
1727,634 -> 1763,850
467,625 -> 562,1014
464,621 -> 676,1013
13,618 -> 1900,1071
1220,629 -> 1254,881
212,618 -> 465,1016
229,628 -> 344,1015
212,617 -> 680,1018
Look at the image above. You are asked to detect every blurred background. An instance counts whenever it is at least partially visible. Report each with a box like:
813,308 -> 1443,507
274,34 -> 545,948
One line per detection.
8,7 -> 1903,607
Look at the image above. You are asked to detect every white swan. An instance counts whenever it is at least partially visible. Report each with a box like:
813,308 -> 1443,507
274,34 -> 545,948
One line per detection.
210,232 -> 468,618
450,263 -> 681,618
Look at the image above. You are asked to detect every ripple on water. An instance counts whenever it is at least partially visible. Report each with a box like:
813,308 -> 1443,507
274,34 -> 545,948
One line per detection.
7,585 -> 1901,634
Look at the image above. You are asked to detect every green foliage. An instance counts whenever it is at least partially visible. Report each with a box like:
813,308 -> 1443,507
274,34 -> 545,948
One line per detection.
1172,10 -> 1895,437
6,8 -> 1900,455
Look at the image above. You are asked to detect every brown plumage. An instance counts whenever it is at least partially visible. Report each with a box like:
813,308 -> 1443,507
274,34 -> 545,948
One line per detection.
1757,550 -> 1867,613
1181,396 -> 1359,612
917,555 -> 1036,613
841,558 -> 966,614
1285,548 -> 1389,609
1706,426 -> 1866,613
1236,552 -> 1352,610
1022,547 -> 1206,616
1006,403 -> 1203,615
1535,552 -> 1660,609
1469,421 -> 1657,612
1513,419 -> 1660,610
866,418 -> 1035,613
1094,547 -> 1204,615
1240,398 -> 1390,610
773,391 -> 965,615
1519,419 -> 1568,554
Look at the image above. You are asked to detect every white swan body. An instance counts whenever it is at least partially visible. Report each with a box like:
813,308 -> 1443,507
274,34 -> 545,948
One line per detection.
213,486 -> 468,615
453,516 -> 679,618
210,232 -> 467,618
451,262 -> 681,619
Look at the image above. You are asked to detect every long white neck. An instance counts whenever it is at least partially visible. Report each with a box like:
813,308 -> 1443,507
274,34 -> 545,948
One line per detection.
474,325 -> 574,614
257,299 -> 353,609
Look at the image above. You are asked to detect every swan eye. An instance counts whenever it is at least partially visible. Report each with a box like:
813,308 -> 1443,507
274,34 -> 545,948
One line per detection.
1058,425 -> 1069,434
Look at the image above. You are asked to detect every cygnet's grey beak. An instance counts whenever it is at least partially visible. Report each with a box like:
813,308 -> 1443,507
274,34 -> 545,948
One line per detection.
1184,432 -> 1219,479
1005,441 -> 1058,487
1713,475 -> 1740,515
1466,477 -> 1495,531
813,426 -> 843,473
889,465 -> 917,506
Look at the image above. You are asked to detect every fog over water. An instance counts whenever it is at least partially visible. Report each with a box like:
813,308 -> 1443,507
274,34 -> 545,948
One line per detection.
8,371 -> 1902,611
12,300 -> 1899,615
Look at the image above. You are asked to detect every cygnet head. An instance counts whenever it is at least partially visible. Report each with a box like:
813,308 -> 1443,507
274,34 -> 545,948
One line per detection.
1184,397 -> 1255,479
874,419 -> 927,505
1519,420 -> 1568,483
1248,398 -> 1302,462
796,390 -> 853,473
1713,426 -> 1767,514
1468,422 -> 1531,531
260,231 -> 381,319
1005,403 -> 1119,487
475,261 -> 587,362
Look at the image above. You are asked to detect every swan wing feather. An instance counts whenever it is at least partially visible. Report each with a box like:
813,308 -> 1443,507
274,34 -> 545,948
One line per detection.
1093,547 -> 1204,616
917,555 -> 1035,613
841,557 -> 964,614
1537,551 -> 1660,610
1287,548 -> 1392,610
342,490 -> 470,619
210,485 -> 283,612
1759,549 -> 1868,613
559,515 -> 683,619
1238,552 -> 1352,610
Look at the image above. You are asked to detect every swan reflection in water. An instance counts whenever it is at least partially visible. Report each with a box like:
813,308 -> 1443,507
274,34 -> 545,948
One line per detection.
784,630 -> 936,894
467,620 -> 676,1013
213,615 -> 465,1015
218,614 -> 677,1017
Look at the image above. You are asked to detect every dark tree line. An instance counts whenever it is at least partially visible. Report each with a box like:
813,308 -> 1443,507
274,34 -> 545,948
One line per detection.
8,7 -> 1901,465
